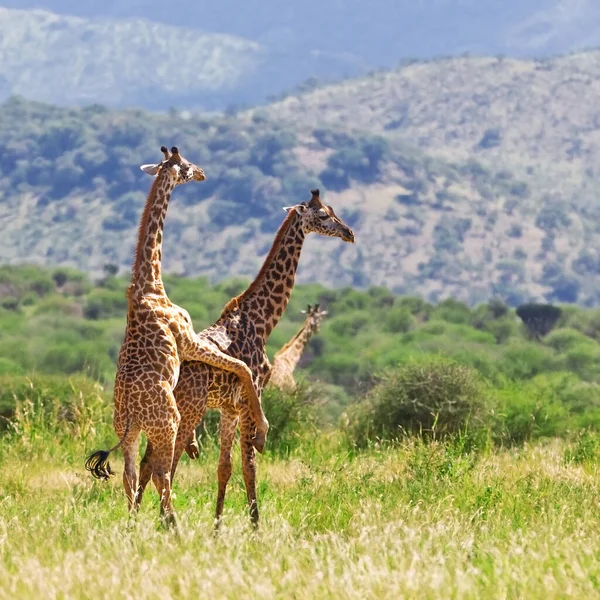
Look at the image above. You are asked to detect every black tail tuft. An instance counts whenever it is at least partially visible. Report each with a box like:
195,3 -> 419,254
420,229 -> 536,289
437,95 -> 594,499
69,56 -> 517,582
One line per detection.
85,450 -> 114,481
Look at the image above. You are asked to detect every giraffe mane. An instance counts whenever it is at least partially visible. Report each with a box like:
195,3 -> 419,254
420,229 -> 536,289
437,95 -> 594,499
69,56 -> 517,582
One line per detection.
221,209 -> 300,317
131,174 -> 163,284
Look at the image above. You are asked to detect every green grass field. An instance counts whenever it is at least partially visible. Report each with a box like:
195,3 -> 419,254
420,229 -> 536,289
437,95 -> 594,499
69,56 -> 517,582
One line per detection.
2,399 -> 600,600
3,268 -> 600,598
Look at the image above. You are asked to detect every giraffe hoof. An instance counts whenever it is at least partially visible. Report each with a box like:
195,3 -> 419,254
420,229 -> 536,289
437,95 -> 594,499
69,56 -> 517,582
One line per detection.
185,440 -> 200,460
252,431 -> 266,454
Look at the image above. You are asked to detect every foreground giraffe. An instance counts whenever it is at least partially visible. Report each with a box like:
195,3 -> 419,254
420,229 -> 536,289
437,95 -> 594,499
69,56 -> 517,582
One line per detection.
85,146 -> 265,527
270,303 -> 328,391
135,189 -> 355,526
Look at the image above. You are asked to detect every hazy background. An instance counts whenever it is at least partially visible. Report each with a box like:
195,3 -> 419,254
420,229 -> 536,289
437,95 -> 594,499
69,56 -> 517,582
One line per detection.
2,1 -> 600,306
1,1 -> 599,109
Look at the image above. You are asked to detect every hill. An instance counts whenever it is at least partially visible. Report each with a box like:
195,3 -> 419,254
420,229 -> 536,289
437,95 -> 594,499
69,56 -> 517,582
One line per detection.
4,51 -> 600,304
6,1 -> 600,63
0,8 -> 267,110
0,7 -> 360,111
4,3 -> 600,111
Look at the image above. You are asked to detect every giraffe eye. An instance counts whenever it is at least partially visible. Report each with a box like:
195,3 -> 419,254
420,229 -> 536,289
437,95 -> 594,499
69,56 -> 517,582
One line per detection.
317,209 -> 329,219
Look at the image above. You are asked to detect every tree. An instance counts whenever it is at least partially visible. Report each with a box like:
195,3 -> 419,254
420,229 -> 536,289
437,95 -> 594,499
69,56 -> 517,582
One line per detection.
516,303 -> 562,340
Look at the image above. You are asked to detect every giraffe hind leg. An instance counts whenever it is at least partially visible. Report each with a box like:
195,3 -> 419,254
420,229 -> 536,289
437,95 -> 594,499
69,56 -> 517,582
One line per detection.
134,439 -> 153,512
214,410 -> 239,531
122,428 -> 141,513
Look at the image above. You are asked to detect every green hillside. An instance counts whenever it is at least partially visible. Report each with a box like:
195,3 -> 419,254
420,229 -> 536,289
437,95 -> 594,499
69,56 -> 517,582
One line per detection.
5,51 -> 600,304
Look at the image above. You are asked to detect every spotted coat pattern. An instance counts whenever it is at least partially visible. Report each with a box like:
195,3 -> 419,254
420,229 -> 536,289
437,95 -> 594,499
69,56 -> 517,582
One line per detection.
135,189 -> 355,526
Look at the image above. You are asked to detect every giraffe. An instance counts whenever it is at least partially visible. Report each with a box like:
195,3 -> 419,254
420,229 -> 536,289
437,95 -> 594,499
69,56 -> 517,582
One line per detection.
84,146 -> 266,527
134,188 -> 355,526
269,303 -> 328,392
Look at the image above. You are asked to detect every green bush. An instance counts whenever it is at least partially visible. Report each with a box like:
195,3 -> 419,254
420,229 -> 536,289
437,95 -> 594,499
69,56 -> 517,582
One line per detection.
544,328 -> 590,352
491,375 -> 575,445
345,356 -> 488,447
261,384 -> 321,456
0,373 -> 105,423
84,289 -> 128,319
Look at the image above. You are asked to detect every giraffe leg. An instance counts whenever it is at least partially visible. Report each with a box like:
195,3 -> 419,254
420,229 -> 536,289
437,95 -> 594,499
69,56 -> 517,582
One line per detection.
150,440 -> 178,529
214,410 -> 239,530
134,439 -> 154,511
113,407 -> 141,513
145,389 -> 180,529
170,405 -> 207,483
184,431 -> 200,459
122,433 -> 141,513
239,413 -> 259,528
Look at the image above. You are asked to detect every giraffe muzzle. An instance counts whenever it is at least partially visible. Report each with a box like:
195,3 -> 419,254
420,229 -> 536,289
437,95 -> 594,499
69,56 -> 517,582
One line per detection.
343,228 -> 355,243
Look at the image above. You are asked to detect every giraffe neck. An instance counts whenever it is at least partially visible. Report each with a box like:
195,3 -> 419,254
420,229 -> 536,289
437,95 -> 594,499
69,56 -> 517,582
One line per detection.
130,174 -> 176,297
274,320 -> 314,372
223,210 -> 305,339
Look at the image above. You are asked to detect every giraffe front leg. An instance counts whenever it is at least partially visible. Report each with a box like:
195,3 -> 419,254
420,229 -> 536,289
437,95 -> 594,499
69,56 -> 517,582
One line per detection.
239,412 -> 259,528
214,409 -> 239,531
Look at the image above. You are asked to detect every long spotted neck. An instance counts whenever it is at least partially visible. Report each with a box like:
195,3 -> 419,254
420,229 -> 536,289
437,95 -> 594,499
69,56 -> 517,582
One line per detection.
130,172 -> 177,298
226,210 -> 306,339
273,318 -> 314,373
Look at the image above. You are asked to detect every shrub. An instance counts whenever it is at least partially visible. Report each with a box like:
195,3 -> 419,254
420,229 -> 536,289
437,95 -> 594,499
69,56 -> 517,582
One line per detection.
498,341 -> 557,379
545,328 -> 591,352
0,373 -> 105,424
564,430 -> 600,465
84,289 -> 127,319
385,306 -> 414,333
345,356 -> 488,447
478,128 -> 502,149
260,384 -> 321,455
491,373 -> 590,445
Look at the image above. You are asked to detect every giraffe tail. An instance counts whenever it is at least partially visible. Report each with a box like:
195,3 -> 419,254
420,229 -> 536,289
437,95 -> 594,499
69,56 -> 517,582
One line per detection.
85,420 -> 131,480
84,449 -> 115,480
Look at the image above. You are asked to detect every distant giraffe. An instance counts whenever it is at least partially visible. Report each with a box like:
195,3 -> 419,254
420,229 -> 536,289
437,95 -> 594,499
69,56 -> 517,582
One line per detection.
270,303 -> 328,392
134,188 -> 355,527
84,146 -> 265,527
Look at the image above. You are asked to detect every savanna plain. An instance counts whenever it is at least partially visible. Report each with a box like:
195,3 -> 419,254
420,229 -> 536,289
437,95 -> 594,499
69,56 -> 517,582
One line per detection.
2,267 -> 600,599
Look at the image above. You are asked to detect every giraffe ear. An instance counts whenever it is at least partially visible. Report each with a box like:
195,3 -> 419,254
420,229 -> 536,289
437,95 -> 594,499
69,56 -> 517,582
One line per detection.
283,204 -> 308,214
140,163 -> 160,176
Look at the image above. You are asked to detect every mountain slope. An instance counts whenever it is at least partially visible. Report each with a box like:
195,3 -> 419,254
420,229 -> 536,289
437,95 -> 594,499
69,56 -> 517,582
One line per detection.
4,51 -> 600,305
0,7 -> 363,111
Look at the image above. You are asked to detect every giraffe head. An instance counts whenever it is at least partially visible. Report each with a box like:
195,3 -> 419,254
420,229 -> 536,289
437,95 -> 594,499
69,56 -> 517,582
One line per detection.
301,303 -> 328,334
140,146 -> 206,185
284,189 -> 355,242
